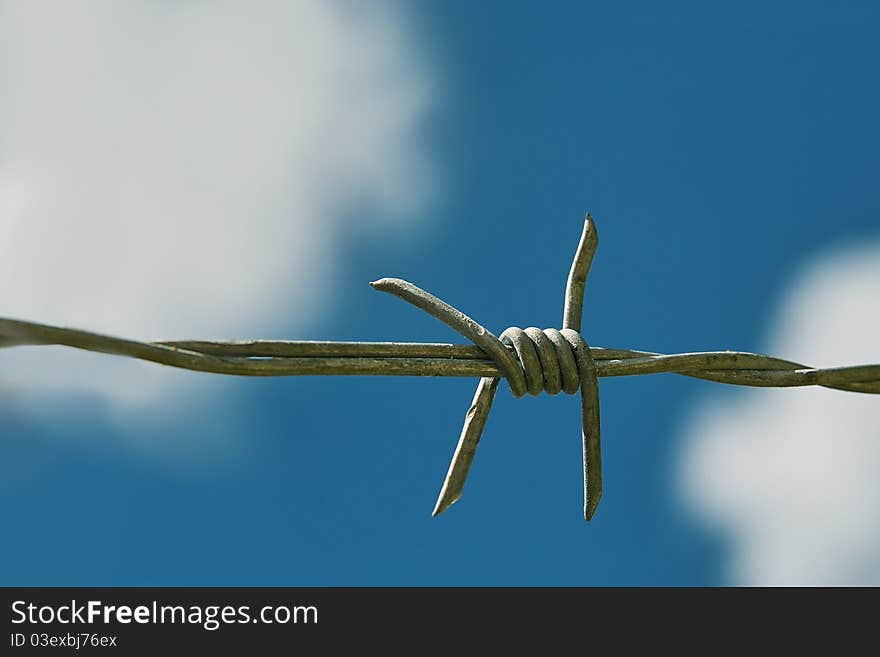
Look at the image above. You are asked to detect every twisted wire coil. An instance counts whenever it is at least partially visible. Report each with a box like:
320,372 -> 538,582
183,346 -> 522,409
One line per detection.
500,327 -> 590,397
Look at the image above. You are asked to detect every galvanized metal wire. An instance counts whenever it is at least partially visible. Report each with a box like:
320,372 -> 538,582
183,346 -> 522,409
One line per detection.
2,214 -> 878,521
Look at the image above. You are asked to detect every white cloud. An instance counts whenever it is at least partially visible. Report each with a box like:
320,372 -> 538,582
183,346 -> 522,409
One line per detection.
679,242 -> 880,585
0,0 -> 434,404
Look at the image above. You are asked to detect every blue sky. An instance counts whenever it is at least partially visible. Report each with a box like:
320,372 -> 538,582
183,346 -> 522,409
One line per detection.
1,1 -> 879,585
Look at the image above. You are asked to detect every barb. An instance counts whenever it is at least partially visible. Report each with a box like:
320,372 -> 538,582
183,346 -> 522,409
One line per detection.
2,213 -> 878,522
379,215 -> 603,519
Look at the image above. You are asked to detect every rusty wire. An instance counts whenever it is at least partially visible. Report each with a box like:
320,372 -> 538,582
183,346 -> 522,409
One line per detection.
2,215 -> 878,521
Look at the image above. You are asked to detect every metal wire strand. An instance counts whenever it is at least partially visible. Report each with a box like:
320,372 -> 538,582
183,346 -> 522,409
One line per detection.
2,214 -> 879,522
3,322 -> 876,392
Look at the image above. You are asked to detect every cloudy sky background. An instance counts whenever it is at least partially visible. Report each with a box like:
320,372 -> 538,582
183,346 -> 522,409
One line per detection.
0,0 -> 432,404
1,1 -> 878,585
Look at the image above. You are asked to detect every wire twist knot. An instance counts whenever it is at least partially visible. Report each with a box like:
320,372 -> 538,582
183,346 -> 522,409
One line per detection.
498,327 -> 596,398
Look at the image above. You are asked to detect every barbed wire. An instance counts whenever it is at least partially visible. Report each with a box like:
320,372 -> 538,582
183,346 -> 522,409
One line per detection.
2,215 -> 878,520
